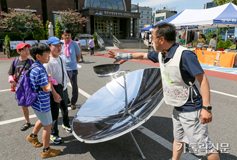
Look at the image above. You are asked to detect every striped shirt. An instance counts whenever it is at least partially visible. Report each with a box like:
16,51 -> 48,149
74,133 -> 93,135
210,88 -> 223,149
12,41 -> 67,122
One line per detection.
30,61 -> 51,113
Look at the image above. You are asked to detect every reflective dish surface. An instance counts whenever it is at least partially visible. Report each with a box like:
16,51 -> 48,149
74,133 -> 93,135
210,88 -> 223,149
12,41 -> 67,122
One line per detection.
72,68 -> 163,143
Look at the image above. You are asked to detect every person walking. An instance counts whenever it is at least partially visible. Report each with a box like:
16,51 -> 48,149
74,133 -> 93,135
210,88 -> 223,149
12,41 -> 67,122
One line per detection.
88,37 -> 95,56
75,37 -> 84,62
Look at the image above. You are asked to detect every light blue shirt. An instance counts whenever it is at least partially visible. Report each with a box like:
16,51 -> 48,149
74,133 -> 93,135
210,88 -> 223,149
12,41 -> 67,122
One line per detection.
61,40 -> 81,71
30,61 -> 51,113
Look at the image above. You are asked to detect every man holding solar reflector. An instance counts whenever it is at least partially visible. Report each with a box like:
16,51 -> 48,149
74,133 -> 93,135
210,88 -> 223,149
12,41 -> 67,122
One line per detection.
108,23 -> 220,160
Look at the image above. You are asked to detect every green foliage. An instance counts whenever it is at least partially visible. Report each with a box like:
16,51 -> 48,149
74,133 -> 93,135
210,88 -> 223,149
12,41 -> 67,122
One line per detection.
0,32 -> 33,41
45,20 -> 49,39
4,35 -> 10,47
4,35 -> 10,56
224,39 -> 232,49
33,27 -> 45,41
55,20 -> 62,39
206,29 -> 222,43
229,44 -> 236,49
56,9 -> 88,38
217,40 -> 225,49
0,6 -> 43,41
213,0 -> 237,5
0,32 -> 20,40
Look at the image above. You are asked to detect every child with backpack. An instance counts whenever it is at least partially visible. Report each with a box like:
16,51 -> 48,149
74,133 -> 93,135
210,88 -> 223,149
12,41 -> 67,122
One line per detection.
44,37 -> 72,145
26,43 -> 61,158
8,43 -> 33,131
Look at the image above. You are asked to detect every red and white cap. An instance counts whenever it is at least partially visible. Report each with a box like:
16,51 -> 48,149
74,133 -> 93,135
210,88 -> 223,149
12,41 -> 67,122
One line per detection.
16,43 -> 31,51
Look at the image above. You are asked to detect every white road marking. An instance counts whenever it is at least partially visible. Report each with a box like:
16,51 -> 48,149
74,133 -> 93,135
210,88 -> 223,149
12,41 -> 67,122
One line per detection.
67,83 -> 91,98
0,85 -> 199,159
1,87 -> 237,99
0,89 -> 11,92
210,89 -> 237,99
138,126 -> 198,160
208,67 -> 219,71
0,114 -> 37,126
0,108 -> 72,126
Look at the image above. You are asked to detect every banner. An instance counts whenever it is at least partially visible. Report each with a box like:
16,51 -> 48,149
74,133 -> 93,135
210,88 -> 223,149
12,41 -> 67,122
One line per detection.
10,41 -> 23,50
87,39 -> 90,46
195,50 -> 237,68
79,39 -> 87,46
25,40 -> 38,47
40,40 -> 47,45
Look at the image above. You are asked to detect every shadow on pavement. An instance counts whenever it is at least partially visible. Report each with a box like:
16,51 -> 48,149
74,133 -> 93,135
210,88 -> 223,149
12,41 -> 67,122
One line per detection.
54,115 -> 236,160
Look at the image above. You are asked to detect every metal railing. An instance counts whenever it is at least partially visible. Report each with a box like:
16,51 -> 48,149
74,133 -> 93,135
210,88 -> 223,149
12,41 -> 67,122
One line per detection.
94,32 -> 105,50
112,35 -> 123,49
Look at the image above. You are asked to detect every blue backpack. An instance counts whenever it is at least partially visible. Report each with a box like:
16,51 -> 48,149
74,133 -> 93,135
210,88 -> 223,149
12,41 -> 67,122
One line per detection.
15,66 -> 40,107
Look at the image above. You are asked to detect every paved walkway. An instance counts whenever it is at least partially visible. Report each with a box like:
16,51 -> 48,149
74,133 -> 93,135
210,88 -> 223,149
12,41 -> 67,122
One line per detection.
0,52 -> 7,58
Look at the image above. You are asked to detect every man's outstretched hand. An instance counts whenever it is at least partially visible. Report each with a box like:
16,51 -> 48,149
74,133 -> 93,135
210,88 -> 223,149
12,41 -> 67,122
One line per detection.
108,50 -> 121,63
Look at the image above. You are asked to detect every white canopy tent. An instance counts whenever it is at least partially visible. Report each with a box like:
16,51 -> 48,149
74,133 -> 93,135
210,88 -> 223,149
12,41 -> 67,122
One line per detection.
154,3 -> 237,29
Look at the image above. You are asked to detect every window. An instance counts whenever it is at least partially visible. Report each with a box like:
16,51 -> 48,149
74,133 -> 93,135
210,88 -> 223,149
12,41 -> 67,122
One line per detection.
147,16 -> 149,19
141,16 -> 143,18
141,11 -> 143,13
141,21 -> 143,23
155,16 -> 165,22
147,11 -> 149,14
85,0 -> 125,11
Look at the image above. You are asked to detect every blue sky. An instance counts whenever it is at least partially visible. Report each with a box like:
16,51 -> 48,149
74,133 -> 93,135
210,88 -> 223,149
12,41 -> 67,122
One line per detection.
131,0 -> 215,12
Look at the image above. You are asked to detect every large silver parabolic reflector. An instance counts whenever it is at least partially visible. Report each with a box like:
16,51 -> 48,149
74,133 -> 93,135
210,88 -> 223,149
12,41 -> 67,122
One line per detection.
72,68 -> 164,143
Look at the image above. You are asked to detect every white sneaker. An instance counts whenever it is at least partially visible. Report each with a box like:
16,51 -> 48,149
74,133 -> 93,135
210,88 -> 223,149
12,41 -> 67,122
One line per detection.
50,135 -> 62,144
62,124 -> 72,133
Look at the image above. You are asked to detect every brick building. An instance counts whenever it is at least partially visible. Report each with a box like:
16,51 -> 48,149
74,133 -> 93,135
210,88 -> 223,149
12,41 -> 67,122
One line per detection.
0,0 -> 140,38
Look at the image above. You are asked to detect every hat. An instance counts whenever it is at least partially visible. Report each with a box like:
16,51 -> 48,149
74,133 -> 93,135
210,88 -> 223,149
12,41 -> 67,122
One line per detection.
47,37 -> 64,45
16,43 -> 31,51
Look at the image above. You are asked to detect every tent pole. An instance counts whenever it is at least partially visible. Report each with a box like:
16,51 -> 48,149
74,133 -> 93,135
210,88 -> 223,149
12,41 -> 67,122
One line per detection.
185,26 -> 188,48
216,27 -> 219,43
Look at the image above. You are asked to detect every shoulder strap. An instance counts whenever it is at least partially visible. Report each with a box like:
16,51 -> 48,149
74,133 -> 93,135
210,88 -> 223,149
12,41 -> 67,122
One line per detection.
14,58 -> 19,67
12,58 -> 19,77
29,59 -> 33,66
16,59 -> 29,80
59,56 -> 64,88
26,65 -> 40,77
27,65 -> 41,93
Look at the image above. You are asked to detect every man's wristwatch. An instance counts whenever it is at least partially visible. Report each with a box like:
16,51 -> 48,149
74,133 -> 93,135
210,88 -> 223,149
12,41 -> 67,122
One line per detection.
202,106 -> 212,111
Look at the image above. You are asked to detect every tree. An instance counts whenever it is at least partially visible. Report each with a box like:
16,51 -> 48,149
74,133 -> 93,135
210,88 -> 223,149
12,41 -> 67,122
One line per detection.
0,6 -> 43,42
224,39 -> 232,48
55,20 -> 62,39
56,9 -> 88,38
33,28 -> 46,41
217,40 -> 225,49
45,20 -> 49,39
213,0 -> 237,5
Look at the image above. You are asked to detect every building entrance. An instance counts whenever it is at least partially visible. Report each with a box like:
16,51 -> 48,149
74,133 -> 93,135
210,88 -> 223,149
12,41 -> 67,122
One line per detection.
94,16 -> 120,39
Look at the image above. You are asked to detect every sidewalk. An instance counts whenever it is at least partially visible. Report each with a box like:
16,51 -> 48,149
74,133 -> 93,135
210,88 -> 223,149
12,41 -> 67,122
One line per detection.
0,52 -> 8,59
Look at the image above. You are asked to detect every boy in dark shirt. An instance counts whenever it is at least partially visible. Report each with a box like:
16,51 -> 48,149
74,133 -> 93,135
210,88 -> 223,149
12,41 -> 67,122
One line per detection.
8,43 -> 33,131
